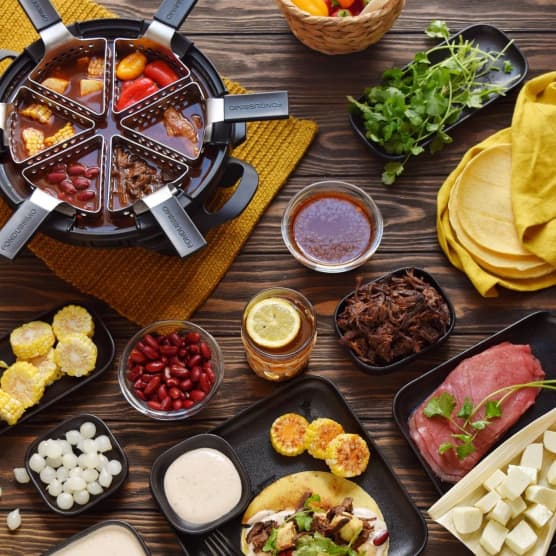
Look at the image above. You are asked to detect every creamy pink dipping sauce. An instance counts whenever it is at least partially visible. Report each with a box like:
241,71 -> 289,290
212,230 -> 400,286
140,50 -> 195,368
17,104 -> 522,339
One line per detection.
50,523 -> 147,556
163,447 -> 242,524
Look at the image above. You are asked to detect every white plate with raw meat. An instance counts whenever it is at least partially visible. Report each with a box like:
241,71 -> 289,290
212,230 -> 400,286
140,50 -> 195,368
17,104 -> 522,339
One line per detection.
393,311 -> 556,494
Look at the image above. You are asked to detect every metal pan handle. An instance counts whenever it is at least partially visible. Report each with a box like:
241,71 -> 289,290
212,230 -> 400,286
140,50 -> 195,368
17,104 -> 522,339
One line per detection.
195,158 -> 258,232
141,187 -> 206,258
221,91 -> 289,123
0,189 -> 62,260
18,0 -> 61,33
152,0 -> 198,31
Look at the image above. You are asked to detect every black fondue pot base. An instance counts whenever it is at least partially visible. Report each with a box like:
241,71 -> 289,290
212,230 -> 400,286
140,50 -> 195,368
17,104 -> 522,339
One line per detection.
0,18 -> 252,251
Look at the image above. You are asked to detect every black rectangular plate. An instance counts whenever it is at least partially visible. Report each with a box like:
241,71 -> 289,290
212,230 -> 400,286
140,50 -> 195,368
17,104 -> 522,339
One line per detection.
177,374 -> 427,556
349,24 -> 528,161
0,302 -> 115,434
393,311 -> 556,495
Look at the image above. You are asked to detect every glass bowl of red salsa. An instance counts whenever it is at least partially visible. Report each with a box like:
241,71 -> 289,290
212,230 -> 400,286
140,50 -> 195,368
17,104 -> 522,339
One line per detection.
281,181 -> 383,273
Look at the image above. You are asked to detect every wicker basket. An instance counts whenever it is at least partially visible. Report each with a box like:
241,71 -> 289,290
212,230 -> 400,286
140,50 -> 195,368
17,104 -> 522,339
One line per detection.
275,0 -> 405,55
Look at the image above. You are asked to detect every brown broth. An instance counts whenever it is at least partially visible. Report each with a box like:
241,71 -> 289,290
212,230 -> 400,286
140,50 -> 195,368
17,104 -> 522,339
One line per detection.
291,193 -> 374,265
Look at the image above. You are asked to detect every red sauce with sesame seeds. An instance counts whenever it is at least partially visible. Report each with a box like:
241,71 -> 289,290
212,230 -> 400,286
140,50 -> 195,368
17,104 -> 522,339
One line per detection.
291,192 -> 374,265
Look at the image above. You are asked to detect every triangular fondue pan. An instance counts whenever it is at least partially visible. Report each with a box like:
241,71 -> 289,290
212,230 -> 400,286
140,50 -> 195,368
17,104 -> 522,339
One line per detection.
0,135 -> 104,260
175,375 -> 427,556
393,311 -> 556,495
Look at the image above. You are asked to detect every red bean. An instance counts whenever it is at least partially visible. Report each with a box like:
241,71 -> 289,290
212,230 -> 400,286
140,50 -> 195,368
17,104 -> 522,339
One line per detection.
47,171 -> 66,184
141,345 -> 159,360
133,378 -> 144,390
147,400 -> 162,410
188,344 -> 200,355
67,163 -> 86,175
190,389 -> 206,402
205,367 -> 216,384
185,332 -> 201,344
199,342 -> 211,360
144,375 -> 161,396
180,378 -> 193,391
190,366 -> 201,383
143,334 -> 160,350
128,367 -> 143,382
172,399 -> 183,410
170,365 -> 189,379
59,179 -> 76,194
72,176 -> 90,190
169,387 -> 181,400
182,399 -> 195,409
163,366 -> 172,382
178,348 -> 187,358
373,531 -> 389,546
145,361 -> 165,373
168,332 -> 181,346
188,354 -> 201,368
199,373 -> 211,394
129,349 -> 146,364
84,166 -> 100,178
160,345 -> 178,356
165,377 -> 179,388
135,389 -> 146,400
157,384 -> 168,400
160,396 -> 172,411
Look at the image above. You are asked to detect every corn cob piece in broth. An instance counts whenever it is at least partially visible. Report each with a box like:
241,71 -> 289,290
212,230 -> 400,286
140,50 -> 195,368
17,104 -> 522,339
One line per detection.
10,321 -> 55,359
22,127 -> 45,157
44,122 -> 76,148
20,103 -> 53,124
0,389 -> 26,425
87,56 -> 104,78
0,362 -> 45,408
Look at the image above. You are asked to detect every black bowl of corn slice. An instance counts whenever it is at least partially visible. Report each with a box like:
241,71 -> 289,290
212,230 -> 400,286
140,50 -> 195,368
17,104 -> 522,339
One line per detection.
0,303 -> 115,432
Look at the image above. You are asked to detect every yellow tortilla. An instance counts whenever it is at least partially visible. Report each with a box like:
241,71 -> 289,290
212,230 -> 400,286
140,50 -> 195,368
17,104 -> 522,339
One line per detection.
240,470 -> 387,554
448,144 -> 554,278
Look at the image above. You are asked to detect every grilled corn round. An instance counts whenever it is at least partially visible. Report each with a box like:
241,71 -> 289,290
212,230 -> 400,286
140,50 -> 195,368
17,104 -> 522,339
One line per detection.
325,433 -> 370,478
270,413 -> 309,456
54,334 -> 97,377
10,321 -> 55,359
52,305 -> 94,341
304,417 -> 344,460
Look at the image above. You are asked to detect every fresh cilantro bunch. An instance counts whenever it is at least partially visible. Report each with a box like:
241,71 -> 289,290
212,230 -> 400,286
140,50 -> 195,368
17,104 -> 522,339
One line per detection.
423,379 -> 556,459
349,20 -> 518,185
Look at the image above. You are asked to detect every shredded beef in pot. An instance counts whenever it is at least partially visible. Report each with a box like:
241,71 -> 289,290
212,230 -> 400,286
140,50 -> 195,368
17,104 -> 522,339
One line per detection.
336,270 -> 451,365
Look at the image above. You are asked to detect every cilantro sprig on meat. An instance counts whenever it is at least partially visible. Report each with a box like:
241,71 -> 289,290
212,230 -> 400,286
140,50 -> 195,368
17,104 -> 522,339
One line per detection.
349,20 -> 519,185
424,379 -> 556,459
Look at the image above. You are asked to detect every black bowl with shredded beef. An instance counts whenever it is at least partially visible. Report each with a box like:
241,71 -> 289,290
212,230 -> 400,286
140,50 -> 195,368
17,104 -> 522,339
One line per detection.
334,268 -> 455,373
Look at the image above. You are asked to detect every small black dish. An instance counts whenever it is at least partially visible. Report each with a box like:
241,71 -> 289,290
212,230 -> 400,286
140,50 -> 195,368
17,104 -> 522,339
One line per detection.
0,301 -> 115,435
25,413 -> 128,516
349,24 -> 528,161
42,520 -> 151,555
334,267 -> 455,374
150,433 -> 251,535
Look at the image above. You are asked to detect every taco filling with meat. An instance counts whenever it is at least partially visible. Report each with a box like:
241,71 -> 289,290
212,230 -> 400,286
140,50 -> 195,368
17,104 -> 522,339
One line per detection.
241,471 -> 389,556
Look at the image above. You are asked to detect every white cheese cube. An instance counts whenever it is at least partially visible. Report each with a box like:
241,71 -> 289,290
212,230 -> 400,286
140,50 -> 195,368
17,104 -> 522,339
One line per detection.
520,443 -> 544,470
525,485 -> 556,511
480,519 -> 508,555
543,430 -> 556,454
488,499 -> 512,526
507,496 -> 527,519
497,467 -> 533,501
475,490 -> 501,513
507,464 -> 538,485
483,469 -> 507,492
524,503 -> 553,528
452,506 -> 483,534
547,460 -> 556,486
505,520 -> 537,555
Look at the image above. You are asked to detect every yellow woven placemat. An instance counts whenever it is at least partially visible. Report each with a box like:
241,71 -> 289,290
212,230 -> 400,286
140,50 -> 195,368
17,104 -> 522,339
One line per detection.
0,0 -> 317,325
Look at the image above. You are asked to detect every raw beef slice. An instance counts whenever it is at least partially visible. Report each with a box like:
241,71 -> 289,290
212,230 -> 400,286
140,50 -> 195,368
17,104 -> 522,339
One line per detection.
409,342 -> 545,483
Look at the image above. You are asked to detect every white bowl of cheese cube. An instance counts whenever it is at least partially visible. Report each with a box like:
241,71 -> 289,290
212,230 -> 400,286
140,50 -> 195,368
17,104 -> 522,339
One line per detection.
429,408 -> 556,556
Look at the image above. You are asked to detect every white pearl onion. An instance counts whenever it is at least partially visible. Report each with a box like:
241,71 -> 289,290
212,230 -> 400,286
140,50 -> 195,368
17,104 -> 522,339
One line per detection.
56,492 -> 74,510
28,453 -> 46,473
55,466 -> 69,482
107,460 -> 122,476
87,481 -> 103,496
65,430 -> 82,445
47,479 -> 63,497
37,440 -> 50,457
45,456 -> 63,469
80,422 -> 96,439
39,466 -> 56,484
6,508 -> 21,530
45,440 -> 63,459
69,467 -> 83,479
73,490 -> 90,506
98,468 -> 112,488
62,453 -> 78,469
82,468 -> 98,483
95,435 -> 112,453
13,467 -> 30,484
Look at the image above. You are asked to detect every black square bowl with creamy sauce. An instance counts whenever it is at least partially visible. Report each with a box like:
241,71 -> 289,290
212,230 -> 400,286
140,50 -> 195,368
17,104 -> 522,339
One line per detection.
150,433 -> 251,535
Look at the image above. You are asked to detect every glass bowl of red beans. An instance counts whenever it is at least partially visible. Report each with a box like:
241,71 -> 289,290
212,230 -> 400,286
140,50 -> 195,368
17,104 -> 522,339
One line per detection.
118,321 -> 224,421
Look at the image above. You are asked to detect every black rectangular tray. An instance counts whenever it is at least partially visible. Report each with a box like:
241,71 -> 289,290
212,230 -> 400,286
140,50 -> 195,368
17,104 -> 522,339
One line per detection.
349,24 -> 528,161
0,302 -> 115,434
177,374 -> 427,556
393,311 -> 556,495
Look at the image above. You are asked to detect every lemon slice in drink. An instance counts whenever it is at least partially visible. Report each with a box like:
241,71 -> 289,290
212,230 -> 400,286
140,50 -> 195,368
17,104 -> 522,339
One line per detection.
245,297 -> 301,349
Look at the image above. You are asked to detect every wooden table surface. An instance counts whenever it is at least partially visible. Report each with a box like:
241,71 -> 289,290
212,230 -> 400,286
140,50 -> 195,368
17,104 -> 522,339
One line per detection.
1,0 -> 555,554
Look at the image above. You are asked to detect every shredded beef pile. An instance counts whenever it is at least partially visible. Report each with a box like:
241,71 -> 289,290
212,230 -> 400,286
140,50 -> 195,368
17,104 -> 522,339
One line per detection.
336,270 -> 451,365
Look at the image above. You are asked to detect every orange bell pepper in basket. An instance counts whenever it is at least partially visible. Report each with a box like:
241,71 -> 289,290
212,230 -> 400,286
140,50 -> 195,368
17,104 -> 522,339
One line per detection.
292,0 -> 329,16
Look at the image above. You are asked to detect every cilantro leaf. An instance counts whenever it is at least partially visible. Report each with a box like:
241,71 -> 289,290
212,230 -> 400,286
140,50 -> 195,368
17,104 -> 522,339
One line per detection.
262,528 -> 277,554
295,511 -> 313,532
423,392 -> 456,419
438,442 -> 455,455
381,162 -> 404,185
503,60 -> 514,73
470,420 -> 490,431
456,440 -> 476,460
457,397 -> 474,419
296,532 -> 357,555
426,20 -> 450,39
485,400 -> 502,419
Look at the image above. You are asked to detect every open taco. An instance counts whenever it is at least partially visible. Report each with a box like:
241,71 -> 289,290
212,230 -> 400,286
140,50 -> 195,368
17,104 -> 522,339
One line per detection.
240,471 -> 389,556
